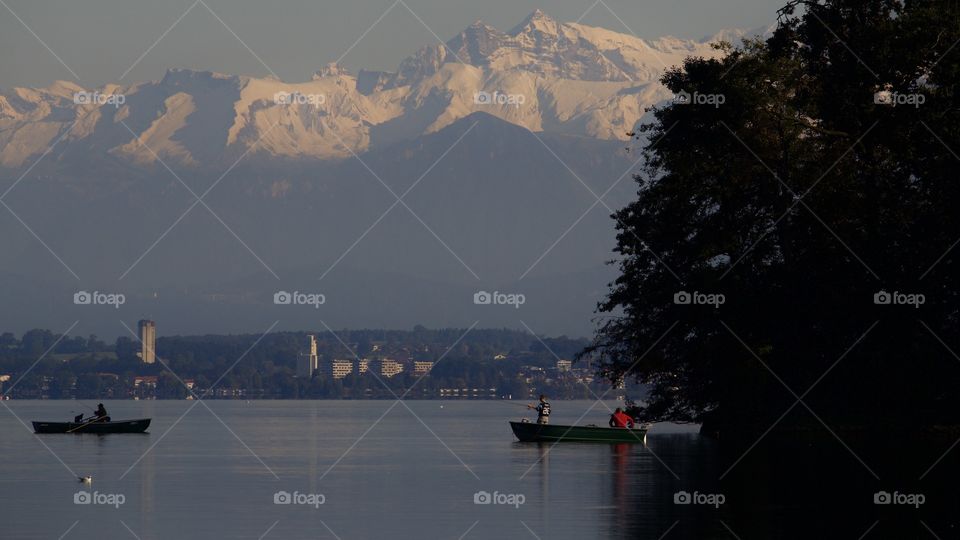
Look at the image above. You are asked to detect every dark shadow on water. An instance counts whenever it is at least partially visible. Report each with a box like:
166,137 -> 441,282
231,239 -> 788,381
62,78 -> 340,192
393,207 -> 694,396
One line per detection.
591,431 -> 959,539
714,431 -> 959,539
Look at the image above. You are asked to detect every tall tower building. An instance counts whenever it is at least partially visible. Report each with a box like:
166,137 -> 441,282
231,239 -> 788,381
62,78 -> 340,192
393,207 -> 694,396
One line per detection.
297,335 -> 319,377
138,320 -> 156,364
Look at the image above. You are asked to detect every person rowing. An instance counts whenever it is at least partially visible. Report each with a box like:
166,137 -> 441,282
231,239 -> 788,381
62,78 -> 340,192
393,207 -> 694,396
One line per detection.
73,403 -> 110,424
93,403 -> 110,422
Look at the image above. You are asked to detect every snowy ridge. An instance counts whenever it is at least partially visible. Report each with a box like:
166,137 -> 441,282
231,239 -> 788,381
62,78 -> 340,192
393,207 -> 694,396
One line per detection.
0,10 -> 766,168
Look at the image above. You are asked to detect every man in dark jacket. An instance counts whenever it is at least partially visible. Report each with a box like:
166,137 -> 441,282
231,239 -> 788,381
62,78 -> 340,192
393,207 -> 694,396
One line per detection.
94,403 -> 110,422
528,395 -> 551,424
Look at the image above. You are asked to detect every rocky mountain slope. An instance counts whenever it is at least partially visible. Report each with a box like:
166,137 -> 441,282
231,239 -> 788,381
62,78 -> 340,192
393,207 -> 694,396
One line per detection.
0,10 -> 762,169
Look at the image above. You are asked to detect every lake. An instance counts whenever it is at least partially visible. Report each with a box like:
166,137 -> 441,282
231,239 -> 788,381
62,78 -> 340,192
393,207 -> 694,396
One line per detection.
0,400 -> 954,539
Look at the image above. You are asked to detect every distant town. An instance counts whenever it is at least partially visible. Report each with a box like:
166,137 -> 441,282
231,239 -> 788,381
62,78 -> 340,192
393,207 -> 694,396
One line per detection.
0,323 -> 631,400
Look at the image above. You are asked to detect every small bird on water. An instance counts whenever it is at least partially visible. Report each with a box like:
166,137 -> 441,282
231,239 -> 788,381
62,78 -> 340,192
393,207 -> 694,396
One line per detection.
78,475 -> 92,483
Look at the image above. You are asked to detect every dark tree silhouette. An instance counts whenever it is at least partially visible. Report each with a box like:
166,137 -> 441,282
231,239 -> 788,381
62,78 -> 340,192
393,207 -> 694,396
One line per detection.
584,0 -> 960,433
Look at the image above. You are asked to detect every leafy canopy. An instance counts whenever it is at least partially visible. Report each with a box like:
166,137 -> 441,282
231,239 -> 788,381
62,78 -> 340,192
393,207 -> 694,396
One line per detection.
584,0 -> 960,429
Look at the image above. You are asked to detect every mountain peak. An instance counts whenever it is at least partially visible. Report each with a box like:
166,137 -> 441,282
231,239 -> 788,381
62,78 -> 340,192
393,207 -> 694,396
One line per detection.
461,19 -> 501,36
528,8 -> 549,19
444,19 -> 508,68
701,24 -> 775,45
45,80 -> 85,96
313,62 -> 350,79
508,8 -> 559,36
0,12 -> 739,169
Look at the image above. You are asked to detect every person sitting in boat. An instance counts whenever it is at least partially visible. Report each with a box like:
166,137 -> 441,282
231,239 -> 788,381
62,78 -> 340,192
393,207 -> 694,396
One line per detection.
94,403 -> 110,422
608,408 -> 634,429
527,395 -> 551,424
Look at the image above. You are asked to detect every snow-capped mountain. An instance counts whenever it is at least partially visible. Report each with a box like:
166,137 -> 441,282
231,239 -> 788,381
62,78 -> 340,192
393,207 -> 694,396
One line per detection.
0,10 -> 765,169
0,11 -> 774,337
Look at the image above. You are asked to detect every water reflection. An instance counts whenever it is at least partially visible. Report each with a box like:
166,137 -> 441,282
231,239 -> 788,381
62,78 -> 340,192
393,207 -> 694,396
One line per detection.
528,429 -> 960,539
609,443 -> 630,535
2,402 -> 956,539
714,431 -> 959,538
537,443 -> 551,531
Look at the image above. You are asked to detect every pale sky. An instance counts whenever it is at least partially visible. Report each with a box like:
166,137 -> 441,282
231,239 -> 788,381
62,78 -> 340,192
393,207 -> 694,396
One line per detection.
0,0 -> 785,88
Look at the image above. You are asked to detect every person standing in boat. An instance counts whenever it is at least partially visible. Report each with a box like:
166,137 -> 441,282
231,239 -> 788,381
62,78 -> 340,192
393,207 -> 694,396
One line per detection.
608,407 -> 634,429
528,395 -> 551,424
94,403 -> 110,422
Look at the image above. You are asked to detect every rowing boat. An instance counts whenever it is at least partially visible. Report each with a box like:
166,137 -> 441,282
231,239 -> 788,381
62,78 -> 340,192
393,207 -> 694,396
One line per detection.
509,420 -> 647,443
32,418 -> 151,434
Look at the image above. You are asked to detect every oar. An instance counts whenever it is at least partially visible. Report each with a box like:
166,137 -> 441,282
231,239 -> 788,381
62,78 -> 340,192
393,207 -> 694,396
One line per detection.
67,404 -> 98,425
66,416 -> 102,433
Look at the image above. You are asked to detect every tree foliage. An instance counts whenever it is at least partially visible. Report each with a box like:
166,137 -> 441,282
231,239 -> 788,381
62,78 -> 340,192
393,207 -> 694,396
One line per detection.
584,0 -> 960,430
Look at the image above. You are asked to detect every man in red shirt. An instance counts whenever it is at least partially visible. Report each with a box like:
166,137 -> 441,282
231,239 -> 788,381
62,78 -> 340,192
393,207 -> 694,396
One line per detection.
608,407 -> 635,428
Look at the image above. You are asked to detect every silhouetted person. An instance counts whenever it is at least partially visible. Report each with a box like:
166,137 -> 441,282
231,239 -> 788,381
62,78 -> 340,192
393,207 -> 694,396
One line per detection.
608,407 -> 634,428
94,403 -> 109,422
528,395 -> 551,424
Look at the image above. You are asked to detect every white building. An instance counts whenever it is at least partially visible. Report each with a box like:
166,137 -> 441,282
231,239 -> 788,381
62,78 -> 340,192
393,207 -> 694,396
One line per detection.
297,335 -> 319,377
138,320 -> 156,364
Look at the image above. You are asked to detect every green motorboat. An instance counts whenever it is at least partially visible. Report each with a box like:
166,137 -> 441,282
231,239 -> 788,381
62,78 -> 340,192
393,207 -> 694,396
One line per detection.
509,420 -> 648,443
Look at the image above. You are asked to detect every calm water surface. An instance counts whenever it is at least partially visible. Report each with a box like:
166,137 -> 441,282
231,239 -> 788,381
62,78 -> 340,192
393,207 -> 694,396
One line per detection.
0,400 -> 954,539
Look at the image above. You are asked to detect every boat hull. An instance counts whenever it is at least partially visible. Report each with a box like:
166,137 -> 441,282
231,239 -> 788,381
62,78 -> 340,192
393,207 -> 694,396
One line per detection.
509,421 -> 647,443
32,418 -> 151,434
